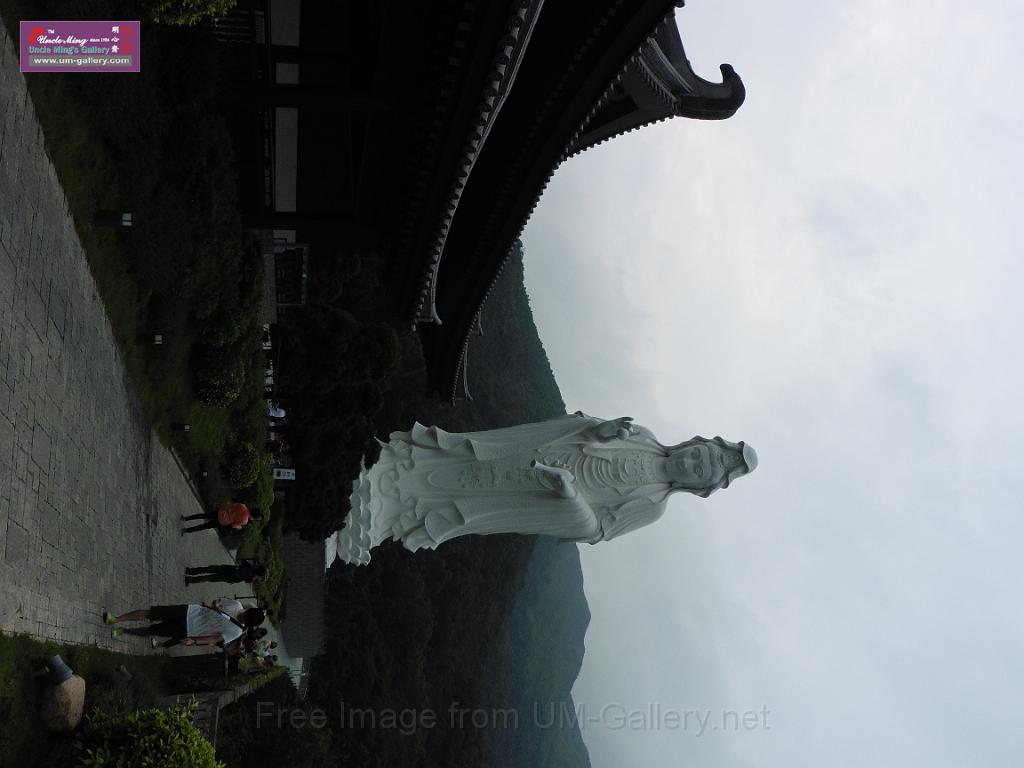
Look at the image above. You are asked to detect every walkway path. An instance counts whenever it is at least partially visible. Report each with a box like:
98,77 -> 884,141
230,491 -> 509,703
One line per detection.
0,19 -> 233,652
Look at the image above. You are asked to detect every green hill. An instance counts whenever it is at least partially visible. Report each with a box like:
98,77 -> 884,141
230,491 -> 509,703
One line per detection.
490,538 -> 593,768
460,239 -> 567,429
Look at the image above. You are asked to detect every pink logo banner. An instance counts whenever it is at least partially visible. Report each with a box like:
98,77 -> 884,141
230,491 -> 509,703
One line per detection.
20,21 -> 140,73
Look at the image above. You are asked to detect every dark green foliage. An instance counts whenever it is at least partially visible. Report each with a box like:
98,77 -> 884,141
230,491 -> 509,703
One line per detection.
195,346 -> 247,407
201,311 -> 249,349
281,306 -> 399,396
217,675 -> 332,768
246,455 -> 276,516
459,240 -> 566,428
196,244 -> 265,349
221,440 -> 260,488
276,304 -> 399,537
0,632 -> 169,767
488,539 -> 593,768
146,0 -> 237,26
194,245 -> 265,411
304,535 -> 537,768
78,702 -> 223,768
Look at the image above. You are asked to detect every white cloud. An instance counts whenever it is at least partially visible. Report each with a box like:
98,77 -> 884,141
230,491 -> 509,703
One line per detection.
520,1 -> 1024,765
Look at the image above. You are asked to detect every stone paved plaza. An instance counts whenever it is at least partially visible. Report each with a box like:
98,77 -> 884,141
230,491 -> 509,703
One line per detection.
0,21 -> 235,652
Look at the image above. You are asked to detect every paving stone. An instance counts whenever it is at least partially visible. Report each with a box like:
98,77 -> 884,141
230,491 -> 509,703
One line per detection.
0,23 -> 238,652
0,479 -> 8,529
4,521 -> 29,565
47,282 -> 67,338
30,425 -> 50,473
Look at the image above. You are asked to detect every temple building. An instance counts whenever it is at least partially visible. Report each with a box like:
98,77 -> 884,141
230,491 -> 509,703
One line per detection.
214,0 -> 744,400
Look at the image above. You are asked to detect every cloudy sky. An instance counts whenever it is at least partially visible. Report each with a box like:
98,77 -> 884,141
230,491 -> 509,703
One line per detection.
520,1 -> 1024,765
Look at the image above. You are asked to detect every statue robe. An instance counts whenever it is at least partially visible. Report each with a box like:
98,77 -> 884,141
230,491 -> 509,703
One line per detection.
332,413 -> 677,565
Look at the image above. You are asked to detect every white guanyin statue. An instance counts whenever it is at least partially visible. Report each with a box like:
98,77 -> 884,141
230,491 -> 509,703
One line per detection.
328,411 -> 757,566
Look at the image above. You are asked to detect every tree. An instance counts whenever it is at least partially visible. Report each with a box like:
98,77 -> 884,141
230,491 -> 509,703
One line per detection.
147,0 -> 238,26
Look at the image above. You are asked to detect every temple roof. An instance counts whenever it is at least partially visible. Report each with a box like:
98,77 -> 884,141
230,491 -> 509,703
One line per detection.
566,15 -> 745,158
429,11 -> 745,401
411,0 -> 546,325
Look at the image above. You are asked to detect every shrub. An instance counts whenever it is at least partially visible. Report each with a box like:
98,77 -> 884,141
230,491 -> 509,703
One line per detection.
195,347 -> 246,407
244,454 -> 276,515
222,441 -> 261,488
78,701 -> 223,768
351,322 -> 401,380
246,665 -> 287,693
196,362 -> 245,406
201,312 -> 248,348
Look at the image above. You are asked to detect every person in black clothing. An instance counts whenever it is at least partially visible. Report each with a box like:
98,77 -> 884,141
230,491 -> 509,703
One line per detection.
185,559 -> 266,585
243,627 -> 269,652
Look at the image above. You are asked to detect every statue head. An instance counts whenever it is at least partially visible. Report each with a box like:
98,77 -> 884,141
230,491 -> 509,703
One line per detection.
666,436 -> 757,497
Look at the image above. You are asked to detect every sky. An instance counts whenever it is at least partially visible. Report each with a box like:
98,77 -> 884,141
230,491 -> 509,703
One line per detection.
520,1 -> 1024,766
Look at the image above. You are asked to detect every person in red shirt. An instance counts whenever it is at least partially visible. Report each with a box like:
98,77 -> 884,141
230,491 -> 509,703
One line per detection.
181,502 -> 259,535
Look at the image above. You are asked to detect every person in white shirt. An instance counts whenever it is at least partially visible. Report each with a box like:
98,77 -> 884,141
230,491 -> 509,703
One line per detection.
210,597 -> 249,620
103,603 -> 264,648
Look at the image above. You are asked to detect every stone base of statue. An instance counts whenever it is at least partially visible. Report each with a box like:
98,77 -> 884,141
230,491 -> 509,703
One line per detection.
330,414 -> 756,567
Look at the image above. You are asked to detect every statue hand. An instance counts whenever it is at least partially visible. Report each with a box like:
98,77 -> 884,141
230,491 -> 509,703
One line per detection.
531,461 -> 577,499
592,417 -> 635,442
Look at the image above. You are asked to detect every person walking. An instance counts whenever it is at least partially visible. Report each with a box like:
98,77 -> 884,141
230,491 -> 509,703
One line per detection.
185,558 -> 266,585
181,502 -> 259,535
243,627 -> 269,652
102,603 -> 265,649
207,596 -> 259,621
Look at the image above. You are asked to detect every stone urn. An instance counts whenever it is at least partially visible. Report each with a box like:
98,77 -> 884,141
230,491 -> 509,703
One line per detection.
36,655 -> 86,733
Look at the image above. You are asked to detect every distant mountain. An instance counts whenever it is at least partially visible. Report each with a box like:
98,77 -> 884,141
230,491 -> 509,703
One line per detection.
460,239 -> 566,430
368,238 -> 566,438
489,538 -> 593,768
